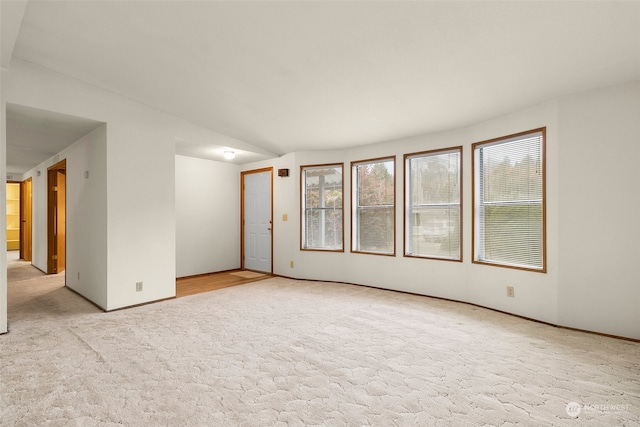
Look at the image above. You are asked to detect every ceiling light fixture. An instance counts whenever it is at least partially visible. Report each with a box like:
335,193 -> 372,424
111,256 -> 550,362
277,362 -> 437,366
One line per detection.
223,150 -> 235,160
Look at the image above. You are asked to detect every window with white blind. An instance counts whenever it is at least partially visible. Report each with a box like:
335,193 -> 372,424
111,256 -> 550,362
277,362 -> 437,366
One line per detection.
405,147 -> 462,261
473,128 -> 546,272
352,157 -> 395,255
301,164 -> 343,251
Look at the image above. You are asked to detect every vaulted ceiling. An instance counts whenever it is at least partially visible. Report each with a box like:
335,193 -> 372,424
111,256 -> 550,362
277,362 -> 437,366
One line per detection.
3,1 -> 640,171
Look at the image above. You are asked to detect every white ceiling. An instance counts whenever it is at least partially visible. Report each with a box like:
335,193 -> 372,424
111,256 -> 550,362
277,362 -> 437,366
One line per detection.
5,1 -> 640,168
6,103 -> 103,175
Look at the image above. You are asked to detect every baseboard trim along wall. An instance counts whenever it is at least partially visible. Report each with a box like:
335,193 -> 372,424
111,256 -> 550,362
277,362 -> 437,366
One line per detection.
275,275 -> 640,343
65,285 -> 176,313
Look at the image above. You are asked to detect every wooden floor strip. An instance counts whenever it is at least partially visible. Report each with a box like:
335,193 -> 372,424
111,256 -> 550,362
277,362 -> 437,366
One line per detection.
176,270 -> 270,298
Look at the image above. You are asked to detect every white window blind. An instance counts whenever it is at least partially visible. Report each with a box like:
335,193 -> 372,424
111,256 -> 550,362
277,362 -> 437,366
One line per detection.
352,158 -> 395,255
405,148 -> 461,260
474,129 -> 545,271
301,165 -> 343,250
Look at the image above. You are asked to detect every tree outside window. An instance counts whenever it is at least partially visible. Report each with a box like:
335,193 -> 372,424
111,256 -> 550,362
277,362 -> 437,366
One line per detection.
405,147 -> 462,261
473,129 -> 546,272
301,164 -> 343,251
352,157 -> 395,255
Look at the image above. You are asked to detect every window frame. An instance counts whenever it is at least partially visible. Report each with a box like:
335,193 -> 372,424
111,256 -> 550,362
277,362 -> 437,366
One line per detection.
350,156 -> 396,256
300,163 -> 345,252
404,146 -> 463,262
472,128 -> 547,273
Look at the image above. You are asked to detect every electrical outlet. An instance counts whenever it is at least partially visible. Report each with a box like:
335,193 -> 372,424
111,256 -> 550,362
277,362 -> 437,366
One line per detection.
290,261 -> 294,268
77,272 -> 80,280
136,282 -> 143,292
507,286 -> 515,298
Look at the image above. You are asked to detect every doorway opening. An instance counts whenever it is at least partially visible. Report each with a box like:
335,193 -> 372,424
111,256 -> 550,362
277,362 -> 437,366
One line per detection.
47,159 -> 66,275
240,168 -> 273,273
20,177 -> 33,262
6,182 -> 21,253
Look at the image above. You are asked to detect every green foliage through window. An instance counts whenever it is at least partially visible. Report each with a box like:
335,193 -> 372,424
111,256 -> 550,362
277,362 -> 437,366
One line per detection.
405,148 -> 461,260
473,129 -> 545,271
352,158 -> 395,255
302,165 -> 343,250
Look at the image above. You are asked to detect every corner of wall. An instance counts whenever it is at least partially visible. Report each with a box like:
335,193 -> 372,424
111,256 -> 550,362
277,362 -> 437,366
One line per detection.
0,97 -> 8,333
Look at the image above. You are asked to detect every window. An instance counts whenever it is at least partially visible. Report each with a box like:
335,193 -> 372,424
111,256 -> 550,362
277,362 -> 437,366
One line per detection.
473,128 -> 546,272
301,164 -> 343,251
352,157 -> 395,255
405,147 -> 462,261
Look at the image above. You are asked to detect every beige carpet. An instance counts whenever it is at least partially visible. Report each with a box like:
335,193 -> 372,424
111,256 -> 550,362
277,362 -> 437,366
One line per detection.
6,251 -> 45,283
1,272 -> 639,426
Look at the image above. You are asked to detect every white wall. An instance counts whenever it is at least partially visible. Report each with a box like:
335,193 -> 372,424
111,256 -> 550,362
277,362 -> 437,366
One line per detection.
242,82 -> 639,340
22,125 -> 108,307
0,96 -> 7,333
2,56 -> 637,339
3,59 -> 263,311
4,60 -> 176,310
288,102 -> 559,324
175,155 -> 240,277
557,82 -> 640,339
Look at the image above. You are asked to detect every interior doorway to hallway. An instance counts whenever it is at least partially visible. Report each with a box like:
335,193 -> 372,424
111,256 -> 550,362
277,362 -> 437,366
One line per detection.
47,159 -> 66,275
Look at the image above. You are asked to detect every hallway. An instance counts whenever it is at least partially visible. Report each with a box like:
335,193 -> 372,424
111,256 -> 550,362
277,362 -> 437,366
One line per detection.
6,251 -> 69,329
6,250 -> 46,283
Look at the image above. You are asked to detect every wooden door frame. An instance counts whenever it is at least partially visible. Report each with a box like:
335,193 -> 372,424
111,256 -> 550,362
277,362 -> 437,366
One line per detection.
47,159 -> 66,274
19,177 -> 33,261
240,167 -> 273,273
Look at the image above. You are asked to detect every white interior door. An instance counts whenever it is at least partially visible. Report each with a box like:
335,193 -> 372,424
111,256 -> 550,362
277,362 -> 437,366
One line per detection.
243,170 -> 272,272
